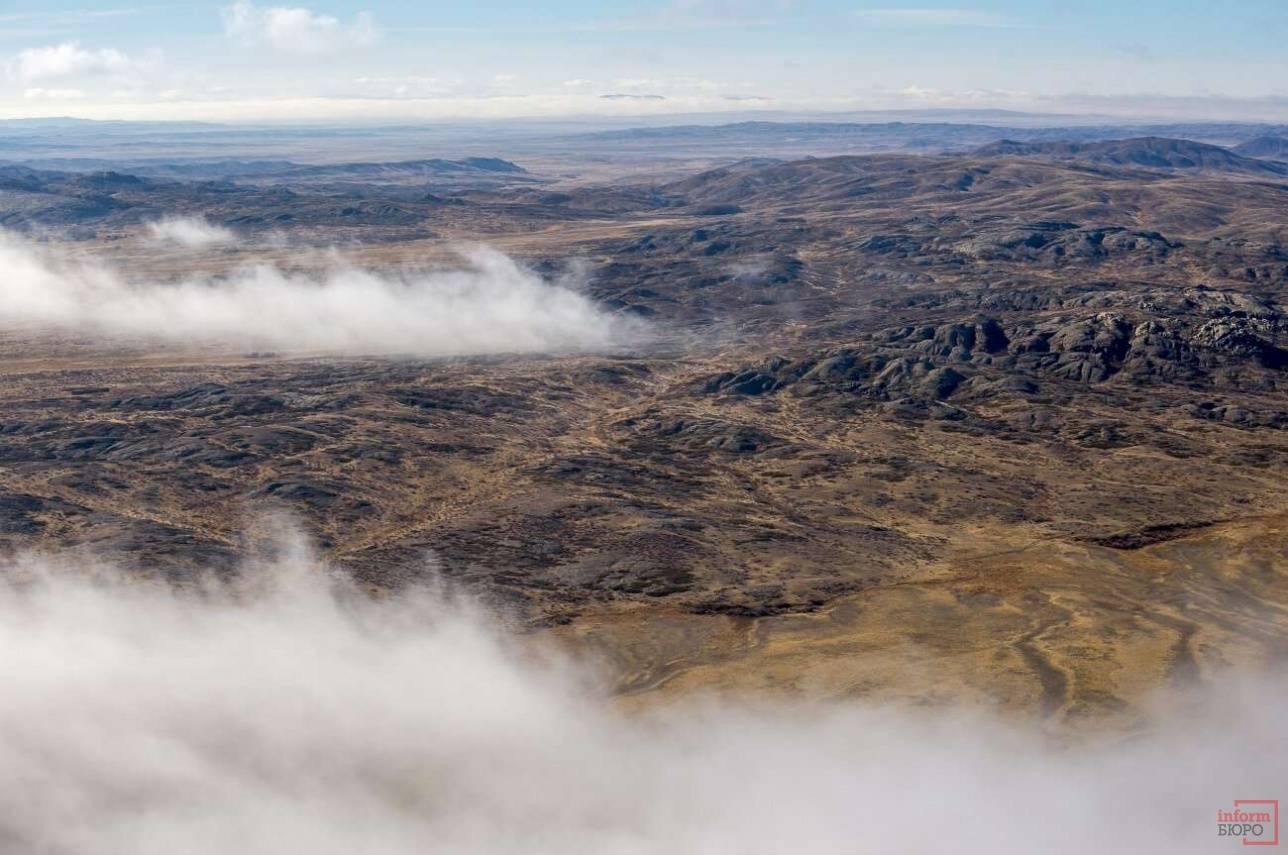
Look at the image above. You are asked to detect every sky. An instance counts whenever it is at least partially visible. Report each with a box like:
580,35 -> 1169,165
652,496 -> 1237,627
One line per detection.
0,0 -> 1286,122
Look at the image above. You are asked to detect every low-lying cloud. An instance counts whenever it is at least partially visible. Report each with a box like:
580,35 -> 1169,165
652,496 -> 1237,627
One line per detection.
145,216 -> 237,248
0,531 -> 1281,854
0,232 -> 635,356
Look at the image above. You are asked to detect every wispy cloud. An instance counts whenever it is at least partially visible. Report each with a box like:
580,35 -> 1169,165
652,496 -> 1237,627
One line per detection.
854,7 -> 1022,27
222,1 -> 379,54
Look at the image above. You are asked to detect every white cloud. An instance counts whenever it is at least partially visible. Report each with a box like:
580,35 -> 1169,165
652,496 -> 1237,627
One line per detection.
8,41 -> 152,82
0,232 -> 636,357
145,216 -> 236,248
0,528 -> 1281,854
222,1 -> 379,54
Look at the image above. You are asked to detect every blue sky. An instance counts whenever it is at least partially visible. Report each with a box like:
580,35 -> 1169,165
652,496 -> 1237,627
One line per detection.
1,1 -> 1286,121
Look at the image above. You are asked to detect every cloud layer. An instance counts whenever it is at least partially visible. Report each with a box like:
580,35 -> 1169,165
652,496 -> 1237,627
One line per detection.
0,232 -> 633,357
0,531 -> 1281,854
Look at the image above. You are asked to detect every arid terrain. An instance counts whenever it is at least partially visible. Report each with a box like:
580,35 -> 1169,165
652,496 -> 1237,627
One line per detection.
2,118 -> 1287,728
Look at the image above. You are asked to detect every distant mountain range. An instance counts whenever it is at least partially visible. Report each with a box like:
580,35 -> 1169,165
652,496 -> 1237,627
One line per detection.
5,115 -> 1288,166
972,137 -> 1288,175
1233,135 -> 1288,160
562,121 -> 1288,153
0,157 -> 526,183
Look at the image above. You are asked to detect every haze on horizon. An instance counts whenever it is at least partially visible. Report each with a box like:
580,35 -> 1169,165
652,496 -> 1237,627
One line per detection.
0,0 -> 1286,123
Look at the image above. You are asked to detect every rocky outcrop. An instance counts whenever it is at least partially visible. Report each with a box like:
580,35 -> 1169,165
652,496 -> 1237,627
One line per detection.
703,300 -> 1288,408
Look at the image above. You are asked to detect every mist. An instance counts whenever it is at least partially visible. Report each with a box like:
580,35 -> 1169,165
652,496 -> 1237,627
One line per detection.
145,216 -> 237,248
0,231 -> 635,356
0,530 -> 1281,854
